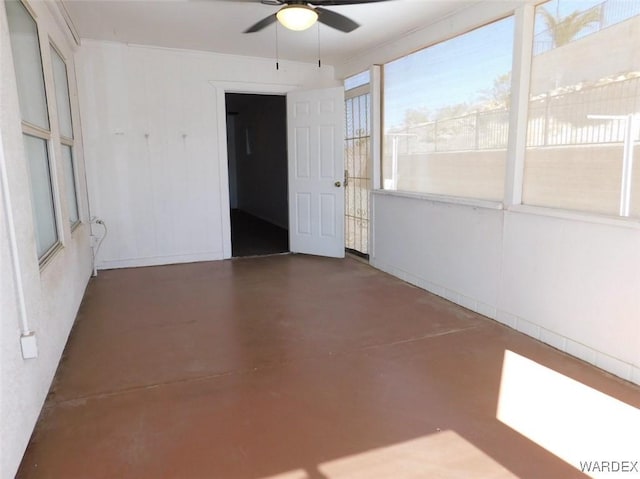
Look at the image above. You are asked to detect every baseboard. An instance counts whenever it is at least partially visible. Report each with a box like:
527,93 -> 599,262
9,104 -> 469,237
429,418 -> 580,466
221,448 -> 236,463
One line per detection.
97,251 -> 225,270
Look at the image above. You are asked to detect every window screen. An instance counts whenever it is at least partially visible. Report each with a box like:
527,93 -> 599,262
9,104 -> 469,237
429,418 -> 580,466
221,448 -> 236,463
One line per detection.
523,0 -> 640,217
383,17 -> 515,201
5,0 -> 49,130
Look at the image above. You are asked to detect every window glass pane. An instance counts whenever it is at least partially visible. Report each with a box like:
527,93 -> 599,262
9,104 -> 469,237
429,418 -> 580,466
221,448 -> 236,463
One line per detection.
345,71 -> 370,91
524,0 -> 640,217
51,47 -> 74,139
24,135 -> 58,257
61,145 -> 79,225
5,0 -> 49,129
383,17 -> 514,200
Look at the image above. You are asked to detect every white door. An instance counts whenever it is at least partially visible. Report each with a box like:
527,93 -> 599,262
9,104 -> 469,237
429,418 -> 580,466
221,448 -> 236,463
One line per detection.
287,86 -> 345,258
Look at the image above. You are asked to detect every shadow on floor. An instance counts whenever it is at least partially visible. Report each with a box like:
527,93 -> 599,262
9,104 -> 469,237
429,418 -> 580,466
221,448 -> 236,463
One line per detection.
231,208 -> 288,257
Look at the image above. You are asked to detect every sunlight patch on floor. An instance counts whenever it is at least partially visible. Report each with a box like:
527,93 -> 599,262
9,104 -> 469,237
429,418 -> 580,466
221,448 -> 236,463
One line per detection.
261,470 -> 308,479
497,350 -> 640,479
262,431 -> 518,479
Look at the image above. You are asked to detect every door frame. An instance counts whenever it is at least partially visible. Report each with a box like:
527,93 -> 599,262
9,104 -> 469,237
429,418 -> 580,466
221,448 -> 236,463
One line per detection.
212,81 -> 300,259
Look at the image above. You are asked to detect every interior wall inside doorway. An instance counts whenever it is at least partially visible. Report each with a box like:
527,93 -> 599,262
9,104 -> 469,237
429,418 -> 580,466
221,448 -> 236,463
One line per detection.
226,93 -> 288,229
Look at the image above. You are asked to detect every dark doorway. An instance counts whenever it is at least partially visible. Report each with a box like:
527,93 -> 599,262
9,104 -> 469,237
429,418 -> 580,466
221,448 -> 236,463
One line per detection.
226,93 -> 289,257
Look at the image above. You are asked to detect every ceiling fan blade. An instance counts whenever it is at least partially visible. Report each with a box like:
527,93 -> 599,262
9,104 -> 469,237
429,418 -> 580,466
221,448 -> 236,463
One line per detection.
244,13 -> 277,33
308,0 -> 390,5
228,0 -> 283,4
315,7 -> 359,32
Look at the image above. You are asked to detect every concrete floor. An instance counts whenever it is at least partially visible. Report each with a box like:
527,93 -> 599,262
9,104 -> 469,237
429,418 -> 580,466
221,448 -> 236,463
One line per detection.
17,255 -> 639,478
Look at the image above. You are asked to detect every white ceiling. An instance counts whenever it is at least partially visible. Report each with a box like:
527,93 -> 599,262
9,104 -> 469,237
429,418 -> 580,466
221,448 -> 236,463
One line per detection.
61,0 -> 478,66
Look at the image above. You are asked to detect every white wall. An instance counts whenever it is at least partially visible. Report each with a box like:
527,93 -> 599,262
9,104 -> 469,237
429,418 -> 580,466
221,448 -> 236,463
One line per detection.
372,193 -> 640,384
500,210 -> 640,375
372,193 -> 504,316
76,41 -> 337,268
0,2 -> 92,478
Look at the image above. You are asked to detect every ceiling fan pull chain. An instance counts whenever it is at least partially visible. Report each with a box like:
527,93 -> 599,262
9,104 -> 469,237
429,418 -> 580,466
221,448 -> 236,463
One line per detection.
275,21 -> 280,70
317,22 -> 321,68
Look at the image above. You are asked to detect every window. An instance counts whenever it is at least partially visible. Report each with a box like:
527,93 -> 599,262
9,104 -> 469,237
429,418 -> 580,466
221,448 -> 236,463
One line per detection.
51,45 -> 79,227
345,71 -> 370,91
523,0 -> 640,217
345,72 -> 371,256
382,17 -> 515,201
5,0 -> 59,261
23,135 -> 58,257
60,144 -> 79,226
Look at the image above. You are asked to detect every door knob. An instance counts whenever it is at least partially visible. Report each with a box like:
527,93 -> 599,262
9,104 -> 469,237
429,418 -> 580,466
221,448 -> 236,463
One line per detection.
334,181 -> 342,187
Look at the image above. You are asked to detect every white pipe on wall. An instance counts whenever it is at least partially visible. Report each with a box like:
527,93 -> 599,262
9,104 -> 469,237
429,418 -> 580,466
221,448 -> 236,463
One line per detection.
0,129 -> 37,358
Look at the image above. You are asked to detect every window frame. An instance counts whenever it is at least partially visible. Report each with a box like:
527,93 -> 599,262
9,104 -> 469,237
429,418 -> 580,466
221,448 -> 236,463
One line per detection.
370,0 -> 640,226
520,0 -> 640,220
344,77 -> 373,256
6,0 -> 64,266
380,13 -> 516,202
50,41 -> 81,231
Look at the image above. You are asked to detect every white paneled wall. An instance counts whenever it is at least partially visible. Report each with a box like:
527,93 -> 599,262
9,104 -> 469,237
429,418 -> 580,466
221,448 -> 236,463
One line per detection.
76,41 -> 337,268
371,192 -> 640,385
373,192 -> 503,314
500,211 -> 640,379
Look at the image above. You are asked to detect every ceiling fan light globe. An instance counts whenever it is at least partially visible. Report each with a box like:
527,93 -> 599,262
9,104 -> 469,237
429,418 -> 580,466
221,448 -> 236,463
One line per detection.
276,5 -> 318,31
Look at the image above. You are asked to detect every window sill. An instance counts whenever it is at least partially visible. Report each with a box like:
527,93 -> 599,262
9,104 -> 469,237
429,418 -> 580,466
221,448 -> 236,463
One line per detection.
507,204 -> 640,229
372,189 -> 504,210
371,191 -> 640,229
39,242 -> 63,271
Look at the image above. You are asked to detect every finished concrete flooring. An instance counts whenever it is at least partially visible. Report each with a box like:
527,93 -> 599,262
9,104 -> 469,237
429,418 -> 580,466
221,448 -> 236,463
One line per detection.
17,255 -> 639,478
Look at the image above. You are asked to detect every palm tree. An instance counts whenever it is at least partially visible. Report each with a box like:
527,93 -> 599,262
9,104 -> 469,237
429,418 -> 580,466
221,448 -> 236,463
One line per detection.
538,6 -> 602,48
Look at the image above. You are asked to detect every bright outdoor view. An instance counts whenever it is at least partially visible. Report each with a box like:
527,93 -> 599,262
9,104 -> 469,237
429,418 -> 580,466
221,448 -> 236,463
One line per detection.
383,0 -> 640,217
382,16 -> 514,201
523,0 -> 640,217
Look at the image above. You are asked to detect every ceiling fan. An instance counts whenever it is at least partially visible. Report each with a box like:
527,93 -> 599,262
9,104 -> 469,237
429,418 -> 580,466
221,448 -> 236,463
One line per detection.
241,0 -> 391,34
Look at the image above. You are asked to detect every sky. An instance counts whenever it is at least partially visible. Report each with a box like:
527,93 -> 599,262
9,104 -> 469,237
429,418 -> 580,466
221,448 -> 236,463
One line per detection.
384,15 -> 514,129
382,0 -> 638,130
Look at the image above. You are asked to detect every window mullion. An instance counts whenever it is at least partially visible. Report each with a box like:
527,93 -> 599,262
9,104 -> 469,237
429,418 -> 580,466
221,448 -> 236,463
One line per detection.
504,4 -> 535,208
21,121 -> 51,140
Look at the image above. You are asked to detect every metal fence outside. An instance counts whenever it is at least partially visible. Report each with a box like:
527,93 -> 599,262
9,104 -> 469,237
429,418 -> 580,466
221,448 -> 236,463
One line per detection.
528,76 -> 640,146
389,76 -> 640,154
